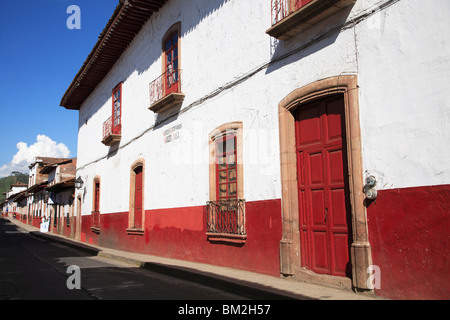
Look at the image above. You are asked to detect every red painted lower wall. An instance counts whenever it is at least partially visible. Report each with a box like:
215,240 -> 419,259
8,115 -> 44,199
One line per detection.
74,185 -> 449,299
367,184 -> 450,300
80,199 -> 283,277
32,217 -> 40,229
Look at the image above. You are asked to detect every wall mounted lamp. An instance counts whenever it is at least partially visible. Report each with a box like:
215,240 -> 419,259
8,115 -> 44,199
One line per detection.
75,176 -> 84,190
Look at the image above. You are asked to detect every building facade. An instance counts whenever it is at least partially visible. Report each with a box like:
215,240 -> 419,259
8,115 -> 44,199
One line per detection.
9,157 -> 77,234
60,0 -> 450,299
40,158 -> 77,238
2,182 -> 28,219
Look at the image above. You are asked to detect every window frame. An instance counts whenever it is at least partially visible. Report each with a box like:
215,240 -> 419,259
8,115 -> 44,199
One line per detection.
209,122 -> 244,202
215,133 -> 238,202
208,122 -> 245,243
148,22 -> 184,113
164,30 -> 179,95
112,83 -> 122,135
162,23 -> 181,96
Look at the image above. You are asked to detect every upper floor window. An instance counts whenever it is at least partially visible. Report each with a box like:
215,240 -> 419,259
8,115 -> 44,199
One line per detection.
164,31 -> 179,96
102,83 -> 122,146
112,83 -> 122,132
149,22 -> 185,113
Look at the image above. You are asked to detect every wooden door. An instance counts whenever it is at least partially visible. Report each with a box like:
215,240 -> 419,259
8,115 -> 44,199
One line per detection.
134,166 -> 143,229
94,182 -> 100,212
93,181 -> 100,227
295,95 -> 352,277
112,84 -> 121,135
75,196 -> 81,240
165,31 -> 179,95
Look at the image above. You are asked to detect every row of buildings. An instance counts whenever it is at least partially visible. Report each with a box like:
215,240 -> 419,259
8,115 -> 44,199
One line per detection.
1,157 -> 77,237
4,0 -> 449,300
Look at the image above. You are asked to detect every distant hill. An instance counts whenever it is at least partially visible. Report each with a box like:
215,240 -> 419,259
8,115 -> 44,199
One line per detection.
0,172 -> 29,202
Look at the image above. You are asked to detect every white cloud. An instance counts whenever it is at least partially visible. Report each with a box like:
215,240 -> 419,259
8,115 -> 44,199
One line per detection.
0,135 -> 71,177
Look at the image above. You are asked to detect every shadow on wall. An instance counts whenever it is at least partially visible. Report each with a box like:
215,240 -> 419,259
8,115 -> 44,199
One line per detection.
77,0 -> 231,135
266,3 -> 354,75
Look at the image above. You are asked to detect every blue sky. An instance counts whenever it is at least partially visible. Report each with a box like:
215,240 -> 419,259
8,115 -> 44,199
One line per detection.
0,0 -> 118,177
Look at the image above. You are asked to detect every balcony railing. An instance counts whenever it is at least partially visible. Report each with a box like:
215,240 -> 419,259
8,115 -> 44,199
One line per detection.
271,0 -> 289,25
271,0 -> 313,25
268,0 -> 356,40
149,69 -> 184,113
206,199 -> 246,237
102,116 -> 121,146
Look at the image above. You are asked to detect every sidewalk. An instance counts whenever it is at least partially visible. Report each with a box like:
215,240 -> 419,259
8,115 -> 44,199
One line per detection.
7,218 -> 381,300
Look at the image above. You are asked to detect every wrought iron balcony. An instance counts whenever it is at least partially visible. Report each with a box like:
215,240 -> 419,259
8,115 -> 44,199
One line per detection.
267,0 -> 356,40
206,199 -> 246,243
149,68 -> 184,113
271,0 -> 309,26
102,116 -> 121,146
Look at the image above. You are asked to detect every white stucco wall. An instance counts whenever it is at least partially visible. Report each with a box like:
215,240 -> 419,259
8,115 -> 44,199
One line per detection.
75,0 -> 450,216
357,0 -> 450,190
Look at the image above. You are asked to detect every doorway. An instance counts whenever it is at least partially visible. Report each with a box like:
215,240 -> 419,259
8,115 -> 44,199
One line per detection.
295,95 -> 351,277
278,75 -> 372,290
133,165 -> 143,230
128,159 -> 145,234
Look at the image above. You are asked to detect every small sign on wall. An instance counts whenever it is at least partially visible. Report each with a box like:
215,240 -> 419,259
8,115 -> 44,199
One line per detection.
164,124 -> 182,143
40,219 -> 49,233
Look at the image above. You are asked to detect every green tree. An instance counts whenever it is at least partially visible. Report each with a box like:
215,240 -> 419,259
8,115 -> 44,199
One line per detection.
0,172 -> 29,202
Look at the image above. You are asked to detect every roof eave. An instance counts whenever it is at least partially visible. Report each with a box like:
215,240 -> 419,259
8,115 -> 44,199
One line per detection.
60,0 -> 167,110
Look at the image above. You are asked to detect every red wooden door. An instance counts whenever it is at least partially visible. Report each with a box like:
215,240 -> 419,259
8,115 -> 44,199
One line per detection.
295,95 -> 352,277
93,181 -> 100,227
94,182 -> 100,212
134,166 -> 143,229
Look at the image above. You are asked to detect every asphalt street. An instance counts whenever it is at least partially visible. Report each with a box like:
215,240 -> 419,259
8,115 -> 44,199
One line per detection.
0,218 -> 249,300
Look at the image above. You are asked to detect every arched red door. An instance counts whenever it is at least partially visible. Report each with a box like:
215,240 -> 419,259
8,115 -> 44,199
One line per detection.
295,95 -> 352,277
134,166 -> 143,229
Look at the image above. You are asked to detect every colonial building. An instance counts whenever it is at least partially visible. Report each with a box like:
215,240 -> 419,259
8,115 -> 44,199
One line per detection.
25,157 -> 77,233
2,182 -> 28,220
60,0 -> 450,299
40,158 -> 77,237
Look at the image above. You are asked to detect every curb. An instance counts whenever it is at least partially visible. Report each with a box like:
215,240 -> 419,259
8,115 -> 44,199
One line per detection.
97,251 -> 307,300
29,230 -> 101,256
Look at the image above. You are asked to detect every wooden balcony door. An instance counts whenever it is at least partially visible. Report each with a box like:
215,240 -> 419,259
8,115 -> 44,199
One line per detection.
164,31 -> 179,95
